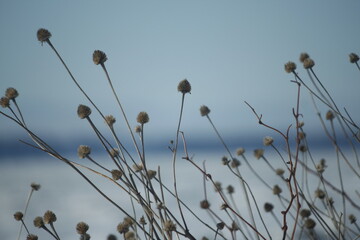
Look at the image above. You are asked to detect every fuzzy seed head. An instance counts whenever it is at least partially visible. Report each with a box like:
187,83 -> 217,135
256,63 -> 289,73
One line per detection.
0,97 -> 10,108
230,158 -> 241,168
299,145 -> 307,152
177,79 -> 191,94
80,233 -> 91,240
272,185 -> 282,195
264,202 -> 274,212
303,58 -> 315,69
27,234 -> 39,240
5,87 -> 19,100
31,183 -> 41,191
263,136 -> 274,146
134,125 -> 142,133
110,148 -> 120,158
254,149 -> 264,159
14,211 -> 23,221
33,216 -> 44,228
298,121 -> 305,128
124,231 -> 135,240
76,222 -> 89,234
123,217 -> 134,227
93,50 -> 107,65
200,105 -> 210,116
298,132 -> 306,140
217,222 -> 225,230
284,61 -> 296,73
107,234 -> 117,240
200,200 -> 210,209
214,182 -> 222,192
299,53 -> 310,63
37,28 -> 51,42
136,111 -> 149,124
147,170 -> 157,179
78,145 -> 91,159
221,156 -> 229,165
111,169 -> 123,181
164,220 -> 176,232
105,115 -> 116,127
236,147 -> 245,156
77,104 -> 91,119
139,216 -> 147,225
300,209 -> 311,218
117,222 -> 129,234
227,185 -> 234,194
349,214 -> 357,224
315,189 -> 325,199
326,110 -> 335,120
349,53 -> 359,63
43,210 -> 57,224
133,163 -> 144,172
231,221 -> 240,231
275,168 -> 285,176
304,218 -> 316,229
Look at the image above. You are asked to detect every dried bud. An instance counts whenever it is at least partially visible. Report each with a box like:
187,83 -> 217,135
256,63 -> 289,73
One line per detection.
107,234 -> 118,240
299,145 -> 307,152
226,185 -> 234,194
93,50 -> 107,65
304,218 -> 316,229
299,53 -> 310,63
230,158 -> 241,168
147,170 -> 157,179
117,222 -> 129,234
200,200 -> 210,209
231,221 -> 239,231
300,209 -> 311,218
217,222 -> 225,230
31,183 -> 41,191
272,185 -> 282,195
315,189 -> 325,199
254,149 -> 264,159
78,145 -> 91,159
220,203 -> 228,210
133,163 -> 144,172
200,105 -> 210,116
214,182 -> 222,192
221,156 -> 229,165
137,112 -> 149,125
298,132 -> 306,140
163,220 -> 176,232
139,216 -> 147,225
284,61 -> 296,73
105,115 -> 116,127
264,202 -> 274,212
236,147 -> 245,156
27,234 -> 39,240
13,212 -> 23,221
77,104 -> 91,119
80,233 -> 91,240
325,110 -> 334,120
124,231 -> 135,240
298,121 -> 305,128
263,136 -> 273,146
37,28 -> 51,43
303,58 -> 315,69
5,88 -> 19,100
111,169 -> 123,180
76,222 -> 89,234
134,125 -> 142,133
0,97 -> 10,108
33,216 -> 44,228
349,53 -> 359,63
110,148 -> 120,158
43,210 -> 57,224
177,79 -> 191,94
349,214 -> 357,224
275,168 -> 285,176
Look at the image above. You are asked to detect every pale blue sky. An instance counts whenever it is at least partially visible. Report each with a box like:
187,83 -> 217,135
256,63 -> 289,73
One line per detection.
1,1 -> 360,152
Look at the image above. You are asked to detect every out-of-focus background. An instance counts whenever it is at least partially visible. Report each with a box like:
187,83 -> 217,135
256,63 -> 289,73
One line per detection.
1,1 -> 359,239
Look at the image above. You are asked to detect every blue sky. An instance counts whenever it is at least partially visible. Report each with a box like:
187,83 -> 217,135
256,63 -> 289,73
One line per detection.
1,1 -> 360,154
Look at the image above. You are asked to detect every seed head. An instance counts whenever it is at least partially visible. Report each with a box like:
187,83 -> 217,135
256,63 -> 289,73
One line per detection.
27,234 -> 39,240
299,145 -> 307,152
0,97 -> 10,108
315,189 -> 325,199
105,115 -> 116,127
284,61 -> 296,73
221,156 -> 229,165
76,222 -> 89,234
177,79 -> 191,94
33,216 -> 44,228
263,136 -> 274,146
200,200 -> 210,209
124,231 -> 135,240
275,168 -> 285,176
349,214 -> 357,224
272,185 -> 282,195
5,87 -> 19,100
110,148 -> 120,158
163,220 -> 176,232
147,170 -> 157,179
37,28 -> 51,43
133,163 -> 144,172
43,210 -> 57,224
214,181 -> 222,192
217,222 -> 225,230
123,217 -> 134,227
137,112 -> 149,124
254,149 -> 264,159
226,185 -> 234,194
304,218 -> 316,229
264,202 -> 274,212
80,233 -> 91,240
14,211 -> 23,221
303,58 -> 315,69
93,50 -> 107,65
236,147 -> 245,156
78,145 -> 91,159
139,216 -> 147,225
325,110 -> 335,120
117,222 -> 129,234
77,104 -> 91,119
111,169 -> 123,180
300,209 -> 311,218
231,221 -> 240,231
299,53 -> 310,63
230,158 -> 241,168
349,53 -> 359,63
298,132 -> 306,140
200,105 -> 210,116
107,234 -> 118,240
31,183 -> 41,191
134,125 -> 142,133
298,121 -> 305,128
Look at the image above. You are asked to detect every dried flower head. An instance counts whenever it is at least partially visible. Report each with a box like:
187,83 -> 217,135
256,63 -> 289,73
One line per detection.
93,50 -> 107,65
303,58 -> 315,69
200,200 -> 210,209
134,125 -> 142,133
231,221 -> 240,231
164,220 -> 176,232
133,163 -> 144,172
304,218 -> 316,229
123,217 -> 134,227
27,234 -> 39,240
200,105 -> 210,116
275,168 -> 285,176
5,87 -> 19,100
299,145 -> 307,152
230,158 -> 241,168
139,216 -> 147,225
136,112 -> 149,124
147,170 -> 157,179
43,210 -> 57,224
77,104 -> 91,119
78,145 -> 91,159
80,233 -> 91,240
315,189 -> 325,199
37,28 -> 51,43
220,203 -> 228,210
177,79 -> 191,94
272,185 -> 282,195
263,136 -> 274,146
110,148 -> 120,158
76,222 -> 89,234
264,202 -> 274,212
31,183 -> 41,191
226,185 -> 234,194
300,209 -> 311,218
33,216 -> 44,228
284,61 -> 296,73
111,169 -> 123,180
349,53 -> 359,63
236,147 -> 245,156
298,121 -> 305,128
254,149 -> 264,159
349,214 -> 357,224
107,234 -> 118,240
214,182 -> 222,192
105,115 -> 116,127
202,237 -> 209,240
325,110 -> 334,120
217,222 -> 225,230
0,97 -> 10,108
298,132 -> 306,140
299,53 -> 310,63
117,222 -> 129,234
124,231 -> 135,240
14,211 -> 23,221
221,156 -> 229,165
